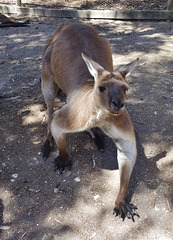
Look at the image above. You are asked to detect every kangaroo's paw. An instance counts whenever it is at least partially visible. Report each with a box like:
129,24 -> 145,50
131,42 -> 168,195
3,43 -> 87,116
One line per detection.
113,201 -> 139,222
52,157 -> 72,174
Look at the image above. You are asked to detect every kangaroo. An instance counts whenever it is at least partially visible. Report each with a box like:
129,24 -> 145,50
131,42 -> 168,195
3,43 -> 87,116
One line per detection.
41,23 -> 139,222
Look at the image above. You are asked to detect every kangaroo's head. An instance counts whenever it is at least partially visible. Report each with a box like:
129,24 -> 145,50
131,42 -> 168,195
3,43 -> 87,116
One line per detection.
82,53 -> 139,115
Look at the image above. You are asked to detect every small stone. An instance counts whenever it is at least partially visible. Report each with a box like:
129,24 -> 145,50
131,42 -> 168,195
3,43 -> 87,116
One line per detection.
74,177 -> 80,182
90,232 -> 96,239
94,195 -> 100,201
0,226 -> 10,230
54,188 -> 59,194
12,174 -> 18,178
154,206 -> 159,211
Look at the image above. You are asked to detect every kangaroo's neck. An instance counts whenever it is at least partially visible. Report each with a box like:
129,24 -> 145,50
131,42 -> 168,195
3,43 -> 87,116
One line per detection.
66,85 -> 105,131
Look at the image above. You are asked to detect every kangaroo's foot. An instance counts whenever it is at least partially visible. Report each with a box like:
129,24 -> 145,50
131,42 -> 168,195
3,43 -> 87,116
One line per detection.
52,156 -> 72,174
113,201 -> 139,222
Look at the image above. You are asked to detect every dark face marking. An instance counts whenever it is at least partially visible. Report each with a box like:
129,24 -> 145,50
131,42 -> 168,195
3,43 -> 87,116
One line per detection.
96,74 -> 128,114
108,84 -> 125,113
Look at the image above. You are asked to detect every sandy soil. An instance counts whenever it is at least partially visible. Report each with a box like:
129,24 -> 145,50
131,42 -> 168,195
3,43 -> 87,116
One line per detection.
0,16 -> 173,240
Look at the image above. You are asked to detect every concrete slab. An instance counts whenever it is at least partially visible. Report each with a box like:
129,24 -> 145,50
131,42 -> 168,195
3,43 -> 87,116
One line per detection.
0,5 -> 173,20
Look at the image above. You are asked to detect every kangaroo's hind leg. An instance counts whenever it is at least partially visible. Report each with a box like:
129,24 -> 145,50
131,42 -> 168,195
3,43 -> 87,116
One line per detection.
87,128 -> 105,151
50,107 -> 73,174
41,78 -> 59,160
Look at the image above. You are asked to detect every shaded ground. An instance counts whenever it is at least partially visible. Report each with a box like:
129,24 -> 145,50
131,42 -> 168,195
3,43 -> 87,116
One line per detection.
0,0 -> 168,10
0,16 -> 173,240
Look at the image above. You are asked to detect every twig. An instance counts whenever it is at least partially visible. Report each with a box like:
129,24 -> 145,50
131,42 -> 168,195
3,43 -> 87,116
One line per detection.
19,231 -> 27,239
149,196 -> 155,208
54,219 -> 63,224
166,198 -> 172,212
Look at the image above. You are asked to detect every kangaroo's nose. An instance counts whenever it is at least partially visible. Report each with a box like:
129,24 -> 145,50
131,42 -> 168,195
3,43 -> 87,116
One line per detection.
111,99 -> 124,112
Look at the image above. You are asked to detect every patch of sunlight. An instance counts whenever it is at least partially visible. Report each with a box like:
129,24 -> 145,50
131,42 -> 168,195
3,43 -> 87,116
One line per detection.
112,53 -> 146,71
19,104 -> 46,126
42,171 -> 118,229
101,169 -> 119,192
43,209 -> 65,228
156,146 -> 173,171
142,32 -> 167,39
143,142 -> 166,159
43,203 -> 101,229
0,188 -> 15,223
113,37 -> 172,70
159,42 -> 173,53
168,109 -> 173,115
112,53 -> 141,66
8,33 -> 26,40
28,40 -> 45,47
12,38 -> 23,43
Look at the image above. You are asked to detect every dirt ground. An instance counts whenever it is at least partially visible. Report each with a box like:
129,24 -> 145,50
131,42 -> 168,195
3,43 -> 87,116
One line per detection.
0,16 -> 173,240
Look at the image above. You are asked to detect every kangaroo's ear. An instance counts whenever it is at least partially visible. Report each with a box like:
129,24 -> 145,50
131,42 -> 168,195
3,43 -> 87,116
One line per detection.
115,58 -> 139,78
81,53 -> 105,81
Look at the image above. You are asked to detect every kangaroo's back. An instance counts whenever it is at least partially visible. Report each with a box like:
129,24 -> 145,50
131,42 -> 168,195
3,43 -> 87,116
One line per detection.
43,23 -> 113,95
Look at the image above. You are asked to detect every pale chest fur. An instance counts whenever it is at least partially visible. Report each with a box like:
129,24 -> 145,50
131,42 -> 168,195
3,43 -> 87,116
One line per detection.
84,108 -> 105,130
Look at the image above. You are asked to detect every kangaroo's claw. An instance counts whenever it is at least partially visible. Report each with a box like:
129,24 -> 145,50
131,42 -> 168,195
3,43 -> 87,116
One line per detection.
113,201 -> 139,222
53,157 -> 72,174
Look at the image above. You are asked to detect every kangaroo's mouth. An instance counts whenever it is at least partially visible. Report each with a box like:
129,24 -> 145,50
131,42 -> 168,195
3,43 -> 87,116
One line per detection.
109,102 -> 125,115
109,109 -> 124,116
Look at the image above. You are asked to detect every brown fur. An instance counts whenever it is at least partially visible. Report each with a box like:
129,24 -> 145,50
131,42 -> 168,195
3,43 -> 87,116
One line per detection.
41,23 -> 139,221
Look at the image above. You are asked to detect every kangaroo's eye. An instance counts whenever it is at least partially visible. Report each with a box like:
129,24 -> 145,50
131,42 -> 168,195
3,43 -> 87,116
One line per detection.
98,86 -> 106,92
122,85 -> 128,93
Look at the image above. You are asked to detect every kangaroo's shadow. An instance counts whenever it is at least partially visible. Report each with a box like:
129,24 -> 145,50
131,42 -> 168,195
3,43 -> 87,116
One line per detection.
128,132 -> 166,202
